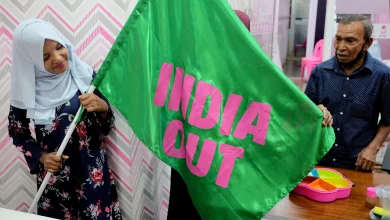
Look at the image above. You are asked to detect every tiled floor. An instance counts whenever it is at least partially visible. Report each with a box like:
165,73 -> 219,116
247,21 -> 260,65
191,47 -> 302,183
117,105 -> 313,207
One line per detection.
282,55 -> 307,91
282,56 -> 301,78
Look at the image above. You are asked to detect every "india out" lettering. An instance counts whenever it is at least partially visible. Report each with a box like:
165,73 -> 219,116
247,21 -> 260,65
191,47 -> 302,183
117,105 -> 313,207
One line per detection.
153,63 -> 271,188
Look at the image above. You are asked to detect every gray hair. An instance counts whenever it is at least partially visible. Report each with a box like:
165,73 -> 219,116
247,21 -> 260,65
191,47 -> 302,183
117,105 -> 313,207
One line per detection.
339,14 -> 373,39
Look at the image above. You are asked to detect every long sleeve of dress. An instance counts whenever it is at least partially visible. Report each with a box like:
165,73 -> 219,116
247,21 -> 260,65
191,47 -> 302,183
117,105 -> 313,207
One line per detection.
86,88 -> 115,137
83,71 -> 115,137
8,106 -> 45,174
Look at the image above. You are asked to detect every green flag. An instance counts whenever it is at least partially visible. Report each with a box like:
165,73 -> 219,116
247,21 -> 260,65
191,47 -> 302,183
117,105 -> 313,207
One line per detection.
93,0 -> 335,219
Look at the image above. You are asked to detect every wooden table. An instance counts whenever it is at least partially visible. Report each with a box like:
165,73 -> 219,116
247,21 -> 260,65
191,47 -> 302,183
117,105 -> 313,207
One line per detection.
0,208 -> 55,220
267,167 -> 390,220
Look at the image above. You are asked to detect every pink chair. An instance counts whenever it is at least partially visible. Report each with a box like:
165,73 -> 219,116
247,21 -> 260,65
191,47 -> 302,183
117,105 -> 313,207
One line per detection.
294,39 -> 307,56
300,39 -> 324,88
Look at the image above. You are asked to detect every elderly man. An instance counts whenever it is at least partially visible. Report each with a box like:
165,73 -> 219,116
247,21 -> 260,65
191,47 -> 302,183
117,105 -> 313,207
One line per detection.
305,14 -> 390,171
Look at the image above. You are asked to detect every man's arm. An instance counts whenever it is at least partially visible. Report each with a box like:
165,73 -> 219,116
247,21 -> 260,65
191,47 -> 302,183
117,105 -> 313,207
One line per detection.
304,67 -> 319,104
356,125 -> 390,171
304,67 -> 333,126
359,73 -> 390,171
317,104 -> 333,126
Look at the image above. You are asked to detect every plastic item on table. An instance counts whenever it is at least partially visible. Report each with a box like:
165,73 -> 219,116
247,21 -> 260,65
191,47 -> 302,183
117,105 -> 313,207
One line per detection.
367,187 -> 379,209
369,208 -> 381,220
370,206 -> 390,219
376,185 -> 390,210
293,168 -> 353,202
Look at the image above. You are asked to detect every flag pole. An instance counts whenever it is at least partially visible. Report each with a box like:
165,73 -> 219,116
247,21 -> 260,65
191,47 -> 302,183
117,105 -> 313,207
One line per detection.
28,85 -> 96,214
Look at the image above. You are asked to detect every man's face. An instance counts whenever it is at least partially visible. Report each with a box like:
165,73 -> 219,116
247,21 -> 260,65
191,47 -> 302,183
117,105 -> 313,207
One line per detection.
334,21 -> 370,64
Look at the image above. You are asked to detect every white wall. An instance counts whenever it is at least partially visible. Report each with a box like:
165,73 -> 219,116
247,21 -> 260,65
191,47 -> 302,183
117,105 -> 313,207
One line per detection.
228,0 -> 251,15
296,0 -> 310,19
278,0 -> 291,65
228,0 -> 291,64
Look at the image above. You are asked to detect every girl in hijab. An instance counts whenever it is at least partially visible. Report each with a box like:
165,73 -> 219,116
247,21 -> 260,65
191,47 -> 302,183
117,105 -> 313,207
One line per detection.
8,19 -> 122,220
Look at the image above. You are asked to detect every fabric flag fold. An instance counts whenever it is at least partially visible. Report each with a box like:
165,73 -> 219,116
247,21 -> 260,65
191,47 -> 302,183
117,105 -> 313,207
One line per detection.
93,0 -> 335,219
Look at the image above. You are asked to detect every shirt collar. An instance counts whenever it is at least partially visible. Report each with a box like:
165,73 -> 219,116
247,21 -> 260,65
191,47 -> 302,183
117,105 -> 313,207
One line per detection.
324,52 -> 375,75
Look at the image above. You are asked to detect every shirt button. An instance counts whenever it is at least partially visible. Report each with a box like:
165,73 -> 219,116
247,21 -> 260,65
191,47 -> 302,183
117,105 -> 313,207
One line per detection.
337,128 -> 340,131
333,158 -> 336,162
335,144 -> 338,147
343,94 -> 346,97
340,112 -> 343,115
347,77 -> 350,80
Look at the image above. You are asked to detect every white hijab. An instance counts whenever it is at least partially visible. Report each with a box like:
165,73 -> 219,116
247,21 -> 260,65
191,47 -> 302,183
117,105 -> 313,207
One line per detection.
10,19 -> 93,125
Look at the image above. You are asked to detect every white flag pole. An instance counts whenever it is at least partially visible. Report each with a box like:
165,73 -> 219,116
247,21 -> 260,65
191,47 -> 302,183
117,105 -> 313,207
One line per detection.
28,85 -> 96,214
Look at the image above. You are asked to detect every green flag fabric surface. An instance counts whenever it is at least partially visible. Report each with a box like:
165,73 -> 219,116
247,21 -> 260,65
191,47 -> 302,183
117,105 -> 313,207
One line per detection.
93,0 -> 335,219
